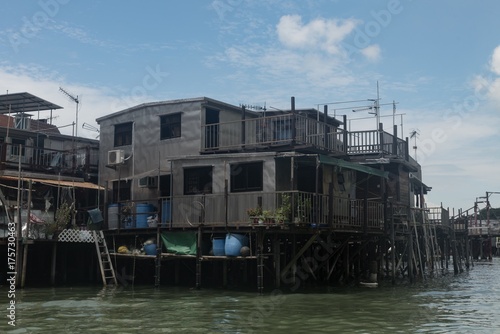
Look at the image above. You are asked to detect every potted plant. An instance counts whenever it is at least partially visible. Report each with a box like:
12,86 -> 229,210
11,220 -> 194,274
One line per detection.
275,194 -> 292,224
262,210 -> 274,224
246,207 -> 263,224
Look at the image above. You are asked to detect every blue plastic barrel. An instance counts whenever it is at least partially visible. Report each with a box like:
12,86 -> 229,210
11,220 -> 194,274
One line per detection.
161,200 -> 171,226
107,204 -> 120,229
212,237 -> 226,256
225,233 -> 249,256
136,203 -> 154,228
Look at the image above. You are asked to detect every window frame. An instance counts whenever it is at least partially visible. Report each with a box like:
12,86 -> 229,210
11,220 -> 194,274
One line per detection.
114,122 -> 133,147
183,166 -> 213,195
160,113 -> 182,140
230,161 -> 263,193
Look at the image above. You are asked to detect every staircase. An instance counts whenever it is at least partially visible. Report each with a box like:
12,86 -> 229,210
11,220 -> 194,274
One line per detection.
92,230 -> 117,286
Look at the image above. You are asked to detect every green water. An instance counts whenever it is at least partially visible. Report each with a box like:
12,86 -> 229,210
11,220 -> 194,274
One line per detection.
2,259 -> 500,333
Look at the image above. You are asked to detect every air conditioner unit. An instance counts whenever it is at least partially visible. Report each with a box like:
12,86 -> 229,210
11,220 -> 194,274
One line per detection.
138,176 -> 157,188
108,149 -> 124,165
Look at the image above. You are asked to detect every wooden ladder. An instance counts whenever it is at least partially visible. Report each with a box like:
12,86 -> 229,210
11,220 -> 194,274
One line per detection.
93,230 -> 117,286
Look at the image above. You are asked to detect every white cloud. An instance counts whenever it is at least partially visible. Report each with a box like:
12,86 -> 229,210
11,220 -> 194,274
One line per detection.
276,15 -> 359,55
360,44 -> 381,62
0,65 -> 116,138
490,45 -> 500,75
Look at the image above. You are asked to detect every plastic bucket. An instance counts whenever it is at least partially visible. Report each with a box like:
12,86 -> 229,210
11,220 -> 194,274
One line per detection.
144,243 -> 157,256
107,204 -> 120,229
136,203 -> 154,228
212,237 -> 226,256
225,233 -> 249,257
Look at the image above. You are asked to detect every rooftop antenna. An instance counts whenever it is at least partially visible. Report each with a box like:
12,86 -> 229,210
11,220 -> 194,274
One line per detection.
59,87 -> 80,137
82,122 -> 100,139
410,129 -> 420,161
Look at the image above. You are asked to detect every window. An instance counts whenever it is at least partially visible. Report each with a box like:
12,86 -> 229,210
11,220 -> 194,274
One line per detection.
230,162 -> 263,192
160,113 -> 181,140
11,138 -> 26,156
114,122 -> 133,147
184,166 -> 213,195
112,180 -> 131,202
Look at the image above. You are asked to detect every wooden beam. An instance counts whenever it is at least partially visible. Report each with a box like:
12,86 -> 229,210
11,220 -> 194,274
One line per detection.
281,232 -> 319,277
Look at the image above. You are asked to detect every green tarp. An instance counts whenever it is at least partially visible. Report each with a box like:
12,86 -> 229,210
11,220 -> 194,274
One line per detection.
319,155 -> 389,178
161,231 -> 197,255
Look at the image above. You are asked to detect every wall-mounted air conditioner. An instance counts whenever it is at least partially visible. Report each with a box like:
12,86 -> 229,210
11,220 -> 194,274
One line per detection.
108,149 -> 124,165
138,176 -> 158,188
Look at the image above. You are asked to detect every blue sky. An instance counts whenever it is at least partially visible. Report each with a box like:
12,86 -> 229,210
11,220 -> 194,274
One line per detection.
1,0 -> 499,212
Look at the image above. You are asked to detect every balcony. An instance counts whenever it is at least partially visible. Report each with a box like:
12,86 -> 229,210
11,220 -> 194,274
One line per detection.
201,113 -> 346,155
114,191 -> 385,232
347,129 -> 408,159
0,142 -> 99,178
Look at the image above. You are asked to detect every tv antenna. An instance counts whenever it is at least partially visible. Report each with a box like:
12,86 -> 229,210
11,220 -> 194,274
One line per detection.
82,122 -> 100,139
59,87 -> 80,137
410,129 -> 420,161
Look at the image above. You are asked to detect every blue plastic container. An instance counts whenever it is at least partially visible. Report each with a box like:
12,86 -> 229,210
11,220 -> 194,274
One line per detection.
107,204 -> 120,229
144,243 -> 157,256
136,203 -> 154,228
161,200 -> 171,226
225,233 -> 249,257
212,237 -> 226,256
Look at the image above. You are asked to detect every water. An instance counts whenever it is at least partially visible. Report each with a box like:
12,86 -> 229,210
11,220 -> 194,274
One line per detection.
2,259 -> 500,333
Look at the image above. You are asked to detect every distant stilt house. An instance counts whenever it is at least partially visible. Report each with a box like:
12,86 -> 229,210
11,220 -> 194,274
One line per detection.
0,92 -> 102,287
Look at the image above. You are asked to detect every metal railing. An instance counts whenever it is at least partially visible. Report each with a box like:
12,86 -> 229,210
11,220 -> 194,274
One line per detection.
0,142 -> 99,177
347,130 -> 407,159
112,191 -> 387,231
201,114 -> 346,154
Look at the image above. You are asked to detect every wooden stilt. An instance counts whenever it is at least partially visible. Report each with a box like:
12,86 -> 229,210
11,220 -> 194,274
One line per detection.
408,229 -> 414,283
175,260 -> 180,284
273,234 -> 281,289
196,226 -> 202,289
391,204 -> 396,285
256,229 -> 264,294
51,242 -> 57,285
223,261 -> 228,288
21,243 -> 29,288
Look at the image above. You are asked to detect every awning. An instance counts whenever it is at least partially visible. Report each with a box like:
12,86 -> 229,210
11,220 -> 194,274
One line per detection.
319,155 -> 389,178
0,92 -> 62,114
0,175 -> 104,190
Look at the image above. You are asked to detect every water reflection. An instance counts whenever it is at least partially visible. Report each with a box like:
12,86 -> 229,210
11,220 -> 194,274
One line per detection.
1,259 -> 500,333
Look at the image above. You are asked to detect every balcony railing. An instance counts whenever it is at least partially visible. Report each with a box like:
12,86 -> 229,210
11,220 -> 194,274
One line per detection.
0,142 -> 99,177
201,114 -> 346,154
347,130 -> 407,159
113,191 -> 385,231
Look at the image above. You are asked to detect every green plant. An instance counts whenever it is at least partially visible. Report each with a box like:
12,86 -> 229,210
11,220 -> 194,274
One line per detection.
55,202 -> 75,230
276,194 -> 291,223
246,207 -> 262,217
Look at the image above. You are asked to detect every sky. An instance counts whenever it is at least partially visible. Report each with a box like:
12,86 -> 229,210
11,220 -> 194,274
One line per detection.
0,0 -> 499,212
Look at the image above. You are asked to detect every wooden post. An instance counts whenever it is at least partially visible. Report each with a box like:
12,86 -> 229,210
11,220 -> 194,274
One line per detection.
241,105 -> 246,147
464,217 -> 470,270
291,97 -> 296,145
273,234 -> 281,288
345,242 -> 350,284
196,226 -> 202,289
257,229 -> 264,294
51,242 -> 57,285
391,203 -> 396,285
223,261 -> 228,288
323,105 -> 329,150
408,227 -> 414,283
21,244 -> 29,288
155,223 -> 161,287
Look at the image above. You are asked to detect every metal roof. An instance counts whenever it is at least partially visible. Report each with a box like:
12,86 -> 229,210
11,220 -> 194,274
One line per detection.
0,92 -> 62,114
